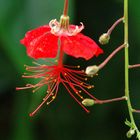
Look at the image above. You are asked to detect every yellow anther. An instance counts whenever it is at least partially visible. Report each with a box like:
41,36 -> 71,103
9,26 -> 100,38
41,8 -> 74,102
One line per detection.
46,102 -> 50,105
87,86 -> 92,89
80,96 -> 84,99
85,78 -> 88,81
77,65 -> 80,68
52,96 -> 55,99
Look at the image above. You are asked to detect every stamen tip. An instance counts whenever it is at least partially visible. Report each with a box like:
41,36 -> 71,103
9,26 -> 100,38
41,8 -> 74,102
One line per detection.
77,65 -> 80,68
16,87 -> 20,90
29,113 -> 34,117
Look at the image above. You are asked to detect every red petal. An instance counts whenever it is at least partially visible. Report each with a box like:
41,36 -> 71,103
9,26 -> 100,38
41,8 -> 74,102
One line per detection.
61,33 -> 103,60
26,33 -> 58,59
20,25 -> 59,59
20,25 -> 51,47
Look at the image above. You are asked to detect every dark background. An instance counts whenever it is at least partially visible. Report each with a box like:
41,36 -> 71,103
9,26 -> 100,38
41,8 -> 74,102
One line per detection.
0,0 -> 140,140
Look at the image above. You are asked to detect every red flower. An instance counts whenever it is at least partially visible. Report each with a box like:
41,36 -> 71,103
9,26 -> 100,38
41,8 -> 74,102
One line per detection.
21,17 -> 103,60
18,0 -> 103,116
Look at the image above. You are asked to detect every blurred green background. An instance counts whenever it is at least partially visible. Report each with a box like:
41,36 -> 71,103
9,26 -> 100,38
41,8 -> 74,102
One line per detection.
0,0 -> 140,140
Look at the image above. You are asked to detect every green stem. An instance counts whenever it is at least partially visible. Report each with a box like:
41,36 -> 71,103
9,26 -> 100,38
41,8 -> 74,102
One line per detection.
124,0 -> 140,138
124,0 -> 133,123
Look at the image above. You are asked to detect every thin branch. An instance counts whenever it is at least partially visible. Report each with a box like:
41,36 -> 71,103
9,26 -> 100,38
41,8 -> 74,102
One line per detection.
95,96 -> 127,104
107,17 -> 124,36
99,44 -> 125,69
129,64 -> 140,69
82,96 -> 127,107
132,109 -> 140,113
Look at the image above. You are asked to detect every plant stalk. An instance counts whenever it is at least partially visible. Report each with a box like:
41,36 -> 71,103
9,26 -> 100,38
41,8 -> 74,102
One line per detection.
124,0 -> 140,138
63,0 -> 69,16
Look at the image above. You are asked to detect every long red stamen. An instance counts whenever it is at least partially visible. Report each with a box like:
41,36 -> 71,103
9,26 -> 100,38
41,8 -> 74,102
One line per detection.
30,79 -> 60,117
62,81 -> 90,113
29,93 -> 52,117
61,70 -> 97,100
63,70 -> 93,89
17,61 -> 98,116
62,73 -> 84,99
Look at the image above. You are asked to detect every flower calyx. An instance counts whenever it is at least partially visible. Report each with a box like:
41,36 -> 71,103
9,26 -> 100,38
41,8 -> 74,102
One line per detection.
49,16 -> 84,36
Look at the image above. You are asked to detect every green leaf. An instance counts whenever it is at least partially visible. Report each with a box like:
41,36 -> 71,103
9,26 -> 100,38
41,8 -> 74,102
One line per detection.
125,119 -> 132,127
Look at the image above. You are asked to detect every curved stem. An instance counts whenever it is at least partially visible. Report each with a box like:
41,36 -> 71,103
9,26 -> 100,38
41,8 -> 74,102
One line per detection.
98,44 -> 125,69
107,17 -> 124,36
124,0 -> 140,138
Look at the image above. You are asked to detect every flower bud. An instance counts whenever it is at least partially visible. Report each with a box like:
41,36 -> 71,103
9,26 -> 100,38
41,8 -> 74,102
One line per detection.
126,129 -> 135,138
99,33 -> 110,45
85,65 -> 99,76
82,98 -> 94,106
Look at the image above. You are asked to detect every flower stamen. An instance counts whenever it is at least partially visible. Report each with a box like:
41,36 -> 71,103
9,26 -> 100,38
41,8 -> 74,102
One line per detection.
17,62 -> 98,116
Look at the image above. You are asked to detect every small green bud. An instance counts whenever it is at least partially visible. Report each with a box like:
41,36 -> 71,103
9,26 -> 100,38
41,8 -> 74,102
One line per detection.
82,98 -> 94,107
85,65 -> 99,76
99,33 -> 110,45
126,129 -> 135,138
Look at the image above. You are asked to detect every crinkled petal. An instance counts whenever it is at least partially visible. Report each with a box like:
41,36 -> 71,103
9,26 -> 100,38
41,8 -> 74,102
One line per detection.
61,33 -> 103,60
20,25 -> 51,47
26,33 -> 58,59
